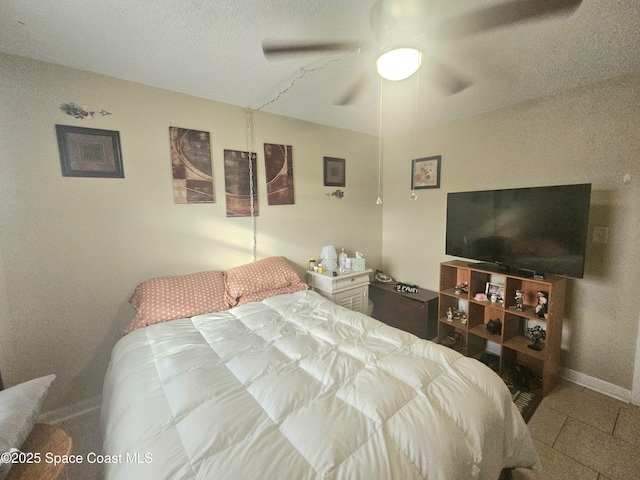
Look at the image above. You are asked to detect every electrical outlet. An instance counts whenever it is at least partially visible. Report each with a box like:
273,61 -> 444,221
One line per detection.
592,226 -> 609,244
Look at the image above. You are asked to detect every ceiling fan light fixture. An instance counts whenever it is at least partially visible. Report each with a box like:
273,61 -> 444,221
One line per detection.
376,47 -> 422,81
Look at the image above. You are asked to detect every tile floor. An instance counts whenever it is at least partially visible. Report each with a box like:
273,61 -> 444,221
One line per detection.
512,381 -> 640,480
56,381 -> 640,480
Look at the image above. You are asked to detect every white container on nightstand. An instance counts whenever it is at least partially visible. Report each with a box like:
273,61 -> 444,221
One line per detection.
306,269 -> 373,314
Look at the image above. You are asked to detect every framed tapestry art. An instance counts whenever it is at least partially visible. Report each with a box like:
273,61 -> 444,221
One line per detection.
224,149 -> 259,217
264,143 -> 294,205
55,125 -> 123,178
169,127 -> 214,203
411,155 -> 441,189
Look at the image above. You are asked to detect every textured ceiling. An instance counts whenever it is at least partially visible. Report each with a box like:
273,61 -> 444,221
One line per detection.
1,0 -> 639,136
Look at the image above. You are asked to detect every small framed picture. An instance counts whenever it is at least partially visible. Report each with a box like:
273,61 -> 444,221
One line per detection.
323,157 -> 345,187
55,125 -> 124,178
485,282 -> 505,302
411,155 -> 441,189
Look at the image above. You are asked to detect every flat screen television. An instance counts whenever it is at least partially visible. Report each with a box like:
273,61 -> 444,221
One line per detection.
445,183 -> 591,278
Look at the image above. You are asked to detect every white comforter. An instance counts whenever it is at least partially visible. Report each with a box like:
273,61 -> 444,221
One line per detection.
102,290 -> 539,480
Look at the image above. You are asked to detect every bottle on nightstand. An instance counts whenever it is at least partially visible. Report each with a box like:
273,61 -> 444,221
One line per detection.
339,248 -> 348,274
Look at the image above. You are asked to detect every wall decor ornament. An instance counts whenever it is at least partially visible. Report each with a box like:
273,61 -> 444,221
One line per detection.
323,157 -> 345,187
486,318 -> 502,335
411,155 -> 441,189
224,149 -> 258,217
325,189 -> 344,199
59,102 -> 111,120
169,127 -> 214,203
55,124 -> 123,178
264,143 -> 294,205
527,325 -> 546,351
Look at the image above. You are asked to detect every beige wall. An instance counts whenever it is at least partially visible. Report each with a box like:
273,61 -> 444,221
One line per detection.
381,73 -> 640,390
0,53 -> 382,410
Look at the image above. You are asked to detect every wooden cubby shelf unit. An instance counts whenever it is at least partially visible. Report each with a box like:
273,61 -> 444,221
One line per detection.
438,260 -> 567,396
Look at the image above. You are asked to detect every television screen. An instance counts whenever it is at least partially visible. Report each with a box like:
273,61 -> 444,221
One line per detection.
446,183 -> 591,278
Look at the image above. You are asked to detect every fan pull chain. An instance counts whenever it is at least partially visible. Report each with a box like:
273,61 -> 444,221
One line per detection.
246,108 -> 257,263
410,69 -> 420,202
376,76 -> 383,205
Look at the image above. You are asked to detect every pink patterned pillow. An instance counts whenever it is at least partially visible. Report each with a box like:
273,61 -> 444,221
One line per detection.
225,256 -> 308,307
122,270 -> 227,335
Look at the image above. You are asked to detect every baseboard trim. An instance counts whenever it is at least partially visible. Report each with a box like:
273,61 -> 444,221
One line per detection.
479,346 -> 633,403
561,368 -> 632,403
38,395 -> 102,425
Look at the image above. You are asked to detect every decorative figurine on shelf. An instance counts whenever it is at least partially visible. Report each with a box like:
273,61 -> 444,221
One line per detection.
515,290 -> 525,311
446,307 -> 454,322
535,291 -> 548,318
486,318 -> 502,335
454,281 -> 469,295
461,314 -> 468,325
527,325 -> 546,351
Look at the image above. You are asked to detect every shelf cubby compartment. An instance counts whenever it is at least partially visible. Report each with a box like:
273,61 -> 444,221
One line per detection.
469,271 -> 493,301
467,302 -> 486,329
438,294 -> 468,325
466,334 -> 487,359
439,262 -> 471,297
483,304 -> 504,324
504,276 -> 551,312
468,302 -> 504,334
500,347 -> 545,391
438,321 -> 467,355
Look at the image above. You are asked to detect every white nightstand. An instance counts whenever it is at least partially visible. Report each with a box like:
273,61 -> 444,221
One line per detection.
306,269 -> 372,314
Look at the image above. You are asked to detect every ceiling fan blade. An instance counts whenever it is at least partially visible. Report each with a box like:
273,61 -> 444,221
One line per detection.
334,73 -> 371,106
434,0 -> 583,41
262,40 -> 364,58
426,58 -> 472,96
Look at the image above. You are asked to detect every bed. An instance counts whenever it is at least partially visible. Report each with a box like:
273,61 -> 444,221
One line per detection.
101,257 -> 540,479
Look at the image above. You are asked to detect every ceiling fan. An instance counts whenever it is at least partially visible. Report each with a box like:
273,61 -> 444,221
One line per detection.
262,0 -> 583,104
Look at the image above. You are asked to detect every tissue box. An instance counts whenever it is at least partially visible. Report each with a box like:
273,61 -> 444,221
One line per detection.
352,257 -> 366,271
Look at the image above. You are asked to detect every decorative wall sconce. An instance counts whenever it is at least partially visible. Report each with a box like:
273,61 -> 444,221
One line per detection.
325,189 -> 344,199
